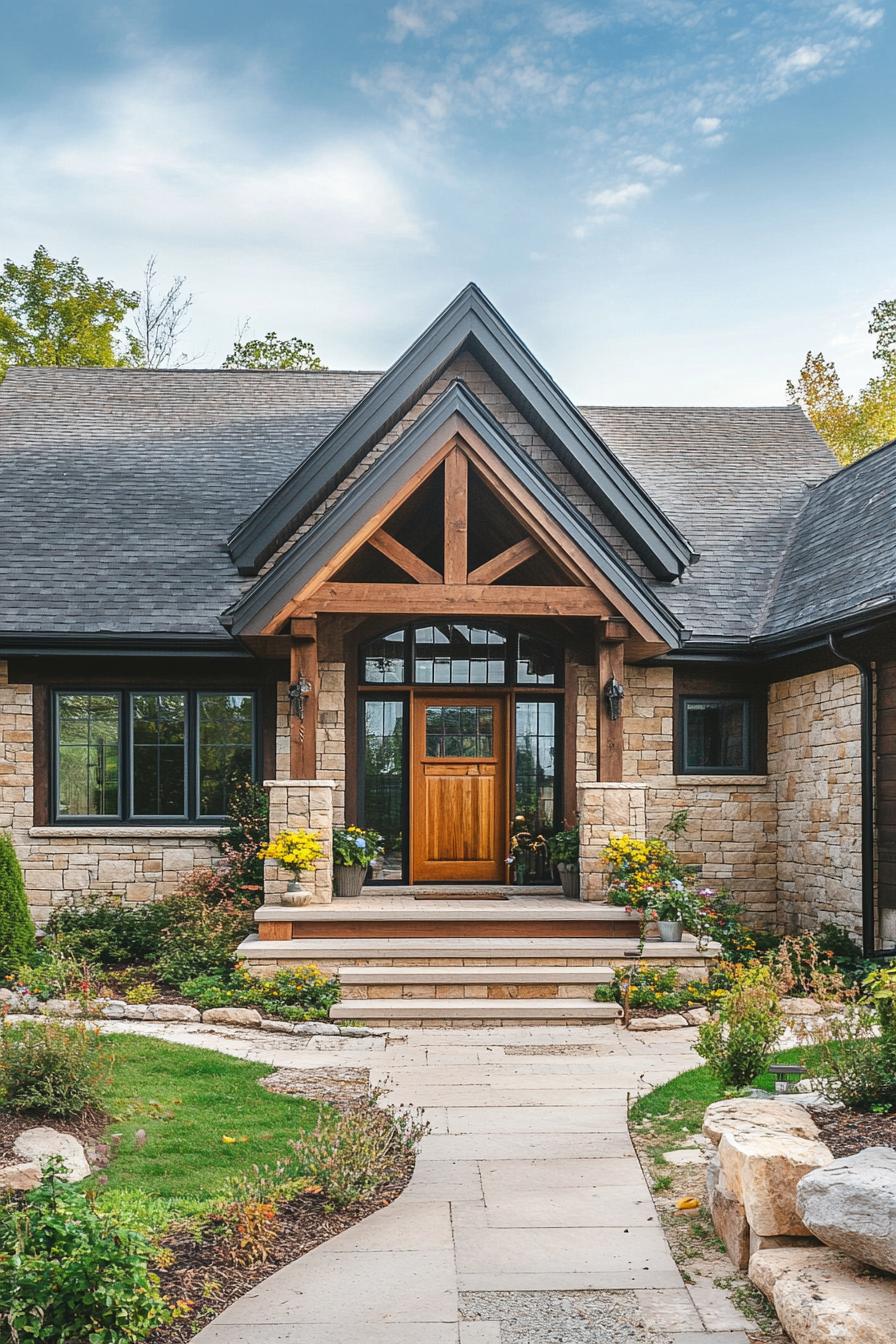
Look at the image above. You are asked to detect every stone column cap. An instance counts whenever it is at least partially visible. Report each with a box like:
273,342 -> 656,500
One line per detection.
264,779 -> 339,789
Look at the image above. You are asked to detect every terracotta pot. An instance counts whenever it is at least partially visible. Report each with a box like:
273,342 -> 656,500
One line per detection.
334,863 -> 367,898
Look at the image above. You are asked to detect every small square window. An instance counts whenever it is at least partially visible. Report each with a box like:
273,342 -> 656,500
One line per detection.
682,698 -> 750,773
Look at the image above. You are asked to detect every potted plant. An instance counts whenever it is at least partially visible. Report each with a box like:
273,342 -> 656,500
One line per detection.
547,825 -> 580,899
260,829 -> 324,906
332,825 -> 384,898
653,885 -> 696,942
507,815 -> 548,886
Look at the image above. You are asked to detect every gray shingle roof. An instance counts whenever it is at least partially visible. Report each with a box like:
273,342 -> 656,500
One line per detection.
760,437 -> 896,637
0,368 -> 841,646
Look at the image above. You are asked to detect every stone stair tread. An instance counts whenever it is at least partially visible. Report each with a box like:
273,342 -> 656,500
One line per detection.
255,903 -> 642,923
238,934 -> 719,960
330,997 -> 622,1020
338,965 -> 615,983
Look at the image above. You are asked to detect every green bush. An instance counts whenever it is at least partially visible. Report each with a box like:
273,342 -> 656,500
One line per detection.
547,825 -> 579,866
696,964 -> 783,1088
11,946 -> 101,1004
0,830 -> 36,977
153,885 -> 251,988
599,965 -> 713,1013
180,961 -> 340,1020
46,893 -> 169,967
0,1020 -> 109,1119
0,1162 -> 170,1343
291,1089 -> 429,1210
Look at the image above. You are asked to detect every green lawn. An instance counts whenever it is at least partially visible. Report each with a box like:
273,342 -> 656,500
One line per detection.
629,1044 -> 825,1142
91,1036 -> 324,1231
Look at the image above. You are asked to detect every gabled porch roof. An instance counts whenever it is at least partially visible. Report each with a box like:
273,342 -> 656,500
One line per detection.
222,380 -> 684,650
226,284 -> 697,581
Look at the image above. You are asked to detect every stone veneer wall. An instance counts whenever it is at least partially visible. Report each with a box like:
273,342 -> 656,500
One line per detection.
263,779 -> 335,904
767,664 -> 863,941
0,660 -> 221,925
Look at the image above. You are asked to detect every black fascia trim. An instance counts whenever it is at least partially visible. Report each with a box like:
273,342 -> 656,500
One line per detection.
0,633 -> 256,660
223,380 -> 683,648
226,283 -> 695,581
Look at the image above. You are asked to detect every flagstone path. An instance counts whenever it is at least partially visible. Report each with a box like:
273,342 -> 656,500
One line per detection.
114,1021 -> 754,1344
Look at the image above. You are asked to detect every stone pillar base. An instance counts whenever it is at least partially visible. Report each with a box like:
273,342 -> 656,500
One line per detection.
577,783 -> 647,902
263,779 -> 336,906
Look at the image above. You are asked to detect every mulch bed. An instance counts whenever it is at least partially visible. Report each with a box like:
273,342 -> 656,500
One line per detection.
811,1106 -> 896,1157
150,1154 -> 415,1344
0,1106 -> 109,1166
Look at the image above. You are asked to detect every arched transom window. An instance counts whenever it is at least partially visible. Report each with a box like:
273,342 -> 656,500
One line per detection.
360,622 -> 562,688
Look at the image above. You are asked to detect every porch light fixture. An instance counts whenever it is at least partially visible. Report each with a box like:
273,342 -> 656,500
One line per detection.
604,676 -> 625,721
769,1063 -> 805,1095
288,675 -> 312,722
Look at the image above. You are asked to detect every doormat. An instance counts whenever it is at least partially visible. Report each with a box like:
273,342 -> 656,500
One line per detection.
413,892 -> 510,900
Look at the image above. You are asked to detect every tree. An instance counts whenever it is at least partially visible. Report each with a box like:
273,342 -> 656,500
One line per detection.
787,298 -> 896,464
222,326 -> 325,370
126,255 -> 193,368
0,245 -> 139,379
0,831 -> 36,976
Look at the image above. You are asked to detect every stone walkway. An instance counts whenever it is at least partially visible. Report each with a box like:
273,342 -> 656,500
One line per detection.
109,1021 -> 753,1344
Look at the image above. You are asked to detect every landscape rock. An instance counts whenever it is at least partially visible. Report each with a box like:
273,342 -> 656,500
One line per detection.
682,1006 -> 711,1026
340,1026 -> 374,1037
781,996 -> 824,1016
749,1228 -> 819,1259
38,997 -> 84,1017
145,1003 -> 201,1022
628,1013 -> 689,1031
0,1162 -> 42,1191
703,1097 -> 819,1146
291,1020 -> 340,1036
706,1153 -> 751,1270
796,1146 -> 896,1274
201,1006 -> 263,1027
753,1247 -> 896,1344
748,1244 -> 853,1300
122,1003 -> 150,1020
718,1130 -> 833,1236
13,1127 -> 91,1182
0,988 -> 24,1011
258,1018 -> 296,1034
101,999 -> 127,1019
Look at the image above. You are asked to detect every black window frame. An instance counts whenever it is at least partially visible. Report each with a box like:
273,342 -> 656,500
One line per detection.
679,695 -> 752,775
52,688 -> 259,825
358,621 -> 564,689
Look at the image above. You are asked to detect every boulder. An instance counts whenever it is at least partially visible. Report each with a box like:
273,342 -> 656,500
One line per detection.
749,1228 -> 820,1259
13,1127 -> 91,1182
796,1146 -> 896,1274
201,1006 -> 263,1027
753,1248 -> 896,1344
718,1129 -> 833,1236
0,1162 -> 42,1191
292,1020 -> 340,1036
748,1244 -> 853,1300
123,1003 -> 150,1020
781,996 -> 824,1016
707,1152 -> 751,1270
628,1013 -> 689,1031
703,1097 -> 819,1146
259,1018 -> 296,1034
682,1006 -> 711,1026
101,999 -> 127,1019
145,1003 -> 201,1022
38,998 -> 84,1017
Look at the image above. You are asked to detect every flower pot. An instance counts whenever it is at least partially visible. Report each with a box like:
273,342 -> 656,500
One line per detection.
658,918 -> 683,942
557,862 -> 581,900
334,863 -> 367,898
283,879 -> 313,907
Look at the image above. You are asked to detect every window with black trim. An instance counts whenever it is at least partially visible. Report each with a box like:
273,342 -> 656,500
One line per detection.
360,622 -> 562,687
53,690 -> 256,822
680,697 -> 750,774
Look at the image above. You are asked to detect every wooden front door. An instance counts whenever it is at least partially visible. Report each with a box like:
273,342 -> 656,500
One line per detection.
411,695 -> 506,882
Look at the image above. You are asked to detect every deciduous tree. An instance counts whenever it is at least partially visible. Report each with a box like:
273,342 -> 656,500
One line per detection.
223,327 -> 325,370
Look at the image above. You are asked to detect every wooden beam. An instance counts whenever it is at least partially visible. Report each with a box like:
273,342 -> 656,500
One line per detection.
301,583 -> 611,617
290,617 -> 318,779
368,529 -> 442,584
597,626 -> 625,782
468,537 -> 539,585
443,447 -> 468,584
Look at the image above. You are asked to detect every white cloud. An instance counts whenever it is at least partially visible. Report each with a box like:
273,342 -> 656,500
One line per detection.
542,6 -> 601,37
630,153 -> 682,176
694,115 -> 722,134
835,4 -> 884,30
775,44 -> 827,76
587,181 -> 651,211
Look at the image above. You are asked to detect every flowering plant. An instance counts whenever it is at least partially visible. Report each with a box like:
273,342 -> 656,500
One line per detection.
601,832 -> 688,913
332,825 -> 384,868
260,829 -> 324,875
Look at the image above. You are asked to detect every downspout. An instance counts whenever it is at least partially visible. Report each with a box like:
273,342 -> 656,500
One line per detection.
828,635 -> 876,957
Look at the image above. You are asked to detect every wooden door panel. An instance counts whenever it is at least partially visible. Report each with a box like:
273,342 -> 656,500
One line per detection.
412,696 -> 506,882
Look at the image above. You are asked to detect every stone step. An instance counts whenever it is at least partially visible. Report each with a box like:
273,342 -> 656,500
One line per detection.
238,933 -> 718,971
329,996 -> 623,1026
339,964 -> 615,1000
254,902 -> 641,940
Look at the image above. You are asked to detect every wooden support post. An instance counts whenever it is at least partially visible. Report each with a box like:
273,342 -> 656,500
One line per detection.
597,621 -> 626,782
290,616 -> 318,779
443,447 -> 468,584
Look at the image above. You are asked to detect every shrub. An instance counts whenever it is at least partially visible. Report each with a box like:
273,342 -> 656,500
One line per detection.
774,924 -> 874,994
11,947 -> 102,1004
291,1089 -> 429,1210
0,1020 -> 109,1118
0,1161 -> 170,1343
0,830 -> 36,977
864,963 -> 896,1036
696,964 -> 783,1088
547,825 -> 579,866
691,887 -> 757,963
806,999 -> 896,1112
217,776 -> 270,902
46,893 -> 169,967
153,885 -> 251,989
180,961 -> 340,1020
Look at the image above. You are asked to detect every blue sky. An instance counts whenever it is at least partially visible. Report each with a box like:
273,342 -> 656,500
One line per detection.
2,1 -> 893,401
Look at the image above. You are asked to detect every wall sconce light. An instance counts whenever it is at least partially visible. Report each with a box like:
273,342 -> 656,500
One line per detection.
604,676 -> 625,721
288,675 -> 312,722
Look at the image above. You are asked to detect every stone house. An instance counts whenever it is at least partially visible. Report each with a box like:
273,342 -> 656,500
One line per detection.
1,285 -> 893,1019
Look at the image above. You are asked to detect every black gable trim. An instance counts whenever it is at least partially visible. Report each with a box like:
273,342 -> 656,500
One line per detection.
227,284 -> 695,581
223,380 -> 683,647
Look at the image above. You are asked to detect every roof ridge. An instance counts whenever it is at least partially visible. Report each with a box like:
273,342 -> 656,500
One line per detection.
804,434 -> 896,490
